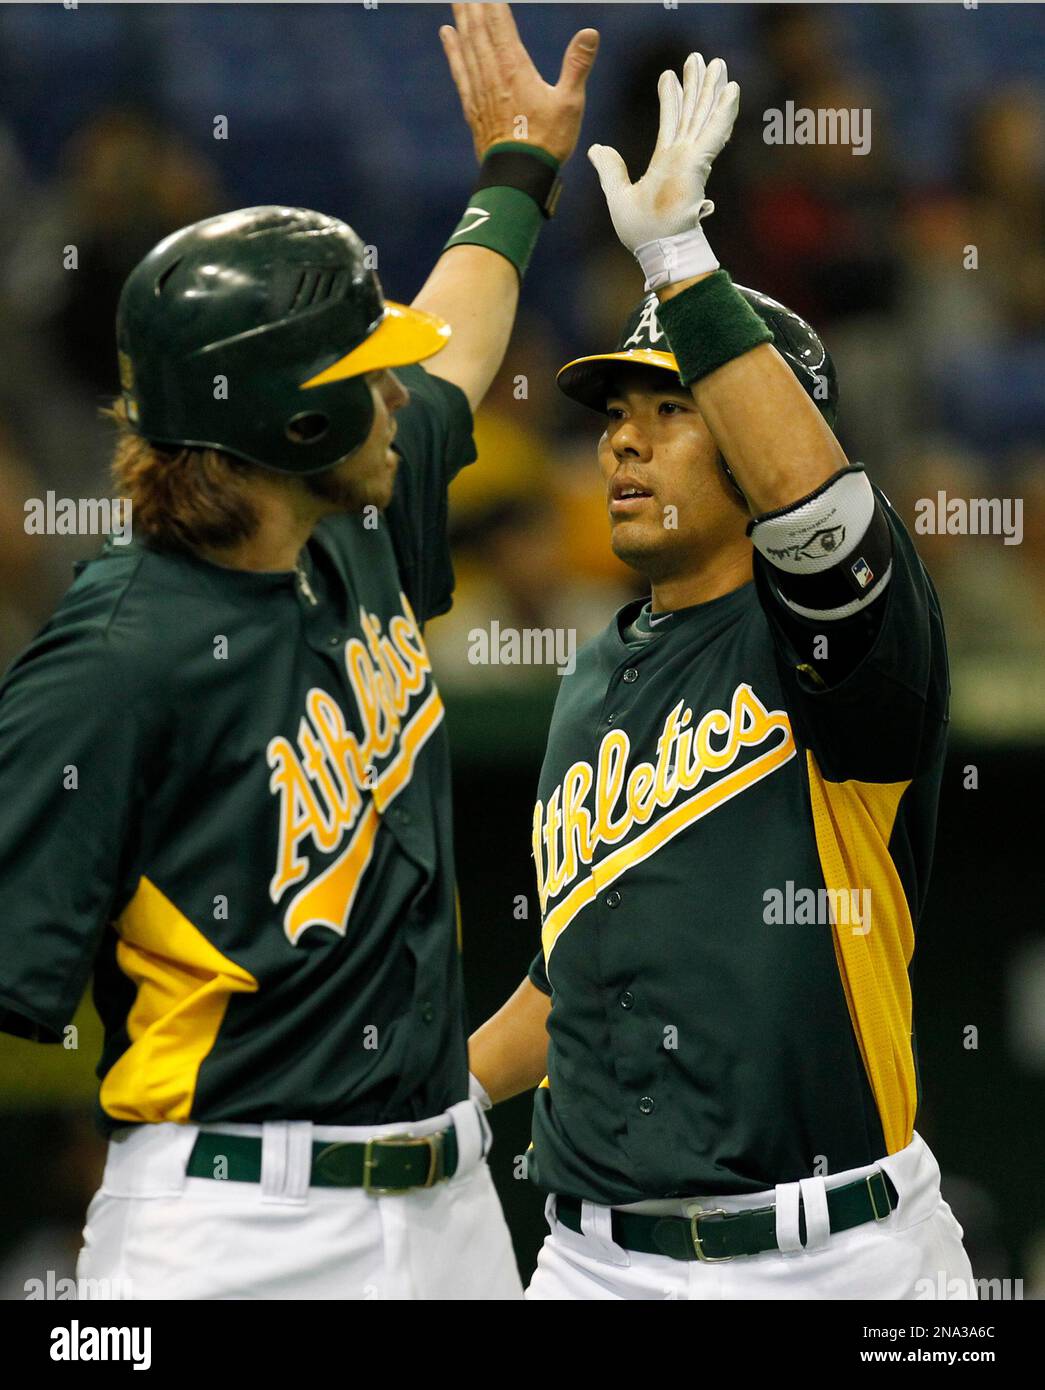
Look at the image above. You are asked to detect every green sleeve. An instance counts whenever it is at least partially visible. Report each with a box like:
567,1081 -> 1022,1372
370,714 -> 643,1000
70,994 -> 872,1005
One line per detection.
753,492 -> 950,783
0,625 -> 146,1041
383,362 -> 477,623
528,949 -> 552,997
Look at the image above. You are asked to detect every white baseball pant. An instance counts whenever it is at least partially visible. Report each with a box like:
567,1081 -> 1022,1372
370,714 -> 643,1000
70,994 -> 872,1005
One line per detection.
526,1131 -> 975,1300
76,1100 -> 523,1300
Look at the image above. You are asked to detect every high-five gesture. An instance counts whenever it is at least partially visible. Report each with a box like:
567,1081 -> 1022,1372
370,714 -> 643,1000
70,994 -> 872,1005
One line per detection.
440,3 -> 599,165
589,53 -> 739,255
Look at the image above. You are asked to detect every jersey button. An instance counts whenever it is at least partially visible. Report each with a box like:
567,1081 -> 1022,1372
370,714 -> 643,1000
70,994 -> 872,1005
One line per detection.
327,634 -> 341,647
420,1001 -> 435,1024
619,991 -> 635,1009
638,1095 -> 655,1116
604,889 -> 622,909
606,713 -> 618,725
622,667 -> 639,683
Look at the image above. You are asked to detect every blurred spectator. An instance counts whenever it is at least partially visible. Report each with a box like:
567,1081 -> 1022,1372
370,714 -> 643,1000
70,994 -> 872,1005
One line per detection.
891,445 -> 1045,738
0,107 -> 223,499
903,84 -> 1045,469
0,419 -> 74,670
739,10 -> 912,479
4,106 -> 221,395
740,7 -> 904,325
427,329 -> 636,691
429,493 -> 628,692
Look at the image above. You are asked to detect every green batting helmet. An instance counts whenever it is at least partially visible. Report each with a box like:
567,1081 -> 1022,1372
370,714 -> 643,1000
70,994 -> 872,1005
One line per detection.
557,286 -> 838,428
115,205 -> 450,474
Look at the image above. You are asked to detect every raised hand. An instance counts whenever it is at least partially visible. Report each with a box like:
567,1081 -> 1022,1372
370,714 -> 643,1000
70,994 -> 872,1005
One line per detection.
588,53 -> 739,255
439,3 -> 599,165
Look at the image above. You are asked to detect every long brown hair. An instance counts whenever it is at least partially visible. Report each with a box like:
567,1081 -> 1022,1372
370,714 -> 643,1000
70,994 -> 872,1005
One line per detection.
105,398 -> 261,552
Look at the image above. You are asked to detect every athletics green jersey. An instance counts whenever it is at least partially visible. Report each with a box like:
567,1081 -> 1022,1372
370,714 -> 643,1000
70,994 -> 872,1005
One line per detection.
527,491 -> 949,1203
0,364 -> 474,1135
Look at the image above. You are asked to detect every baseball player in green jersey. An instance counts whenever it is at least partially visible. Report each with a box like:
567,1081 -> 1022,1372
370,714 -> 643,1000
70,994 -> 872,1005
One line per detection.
470,54 -> 975,1299
0,5 -> 598,1300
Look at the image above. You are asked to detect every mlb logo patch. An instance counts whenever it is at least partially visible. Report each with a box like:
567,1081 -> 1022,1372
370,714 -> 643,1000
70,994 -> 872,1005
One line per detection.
851,556 -> 874,589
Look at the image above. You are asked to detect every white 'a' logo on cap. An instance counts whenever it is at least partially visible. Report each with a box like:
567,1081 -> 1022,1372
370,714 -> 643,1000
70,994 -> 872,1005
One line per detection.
622,295 -> 664,350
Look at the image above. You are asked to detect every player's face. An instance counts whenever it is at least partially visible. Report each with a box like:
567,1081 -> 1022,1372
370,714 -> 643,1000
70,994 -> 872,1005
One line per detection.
597,368 -> 743,580
304,369 -> 409,514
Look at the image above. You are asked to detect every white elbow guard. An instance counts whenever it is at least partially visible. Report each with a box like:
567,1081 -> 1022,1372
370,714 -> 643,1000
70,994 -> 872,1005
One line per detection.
748,466 -> 892,619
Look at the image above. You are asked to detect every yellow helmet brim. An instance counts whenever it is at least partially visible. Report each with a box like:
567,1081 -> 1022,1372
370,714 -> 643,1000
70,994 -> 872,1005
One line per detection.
555,347 -> 682,412
301,301 -> 450,389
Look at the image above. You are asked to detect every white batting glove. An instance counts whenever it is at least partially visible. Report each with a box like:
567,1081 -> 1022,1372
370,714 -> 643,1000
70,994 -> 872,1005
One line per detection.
588,54 -> 740,289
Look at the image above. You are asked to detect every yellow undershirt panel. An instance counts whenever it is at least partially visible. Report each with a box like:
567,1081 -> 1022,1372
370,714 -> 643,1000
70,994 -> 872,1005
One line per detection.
805,751 -> 916,1154
100,876 -> 259,1123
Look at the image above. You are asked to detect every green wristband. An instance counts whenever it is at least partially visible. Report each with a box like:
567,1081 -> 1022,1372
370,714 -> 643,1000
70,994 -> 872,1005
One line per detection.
656,270 -> 773,386
443,184 -> 545,278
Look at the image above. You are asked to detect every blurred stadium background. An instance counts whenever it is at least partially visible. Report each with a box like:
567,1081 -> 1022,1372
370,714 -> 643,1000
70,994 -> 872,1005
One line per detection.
0,1 -> 1041,1296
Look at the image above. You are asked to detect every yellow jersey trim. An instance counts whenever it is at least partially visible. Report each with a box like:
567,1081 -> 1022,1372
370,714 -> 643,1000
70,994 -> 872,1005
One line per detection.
100,876 -> 259,1124
805,750 -> 916,1154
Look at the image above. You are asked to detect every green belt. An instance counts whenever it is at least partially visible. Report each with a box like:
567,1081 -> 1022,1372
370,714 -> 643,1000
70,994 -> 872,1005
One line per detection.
555,1170 -> 898,1262
186,1127 -> 458,1195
